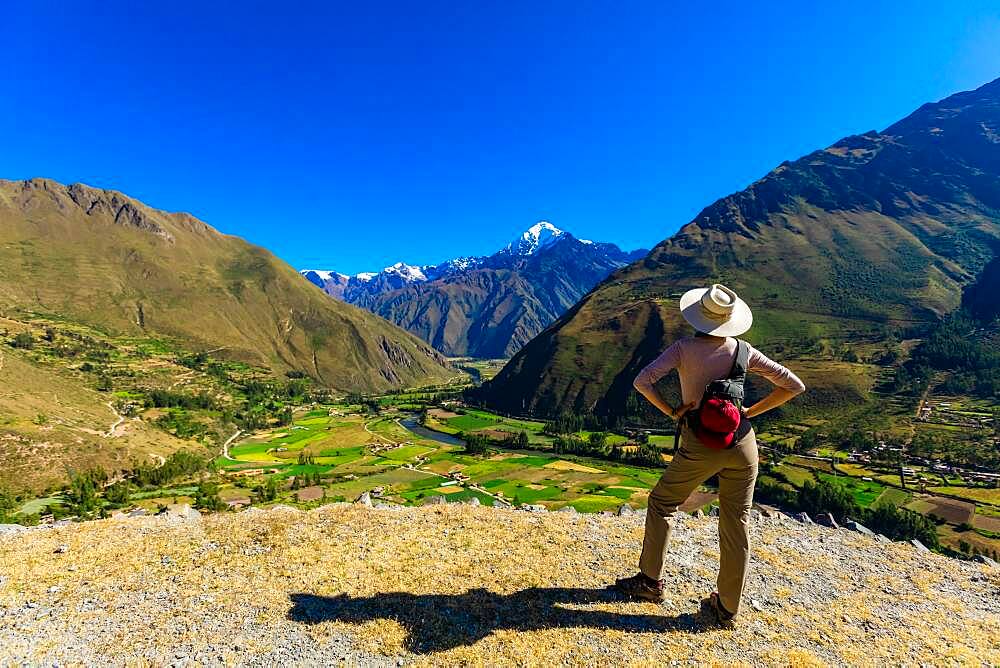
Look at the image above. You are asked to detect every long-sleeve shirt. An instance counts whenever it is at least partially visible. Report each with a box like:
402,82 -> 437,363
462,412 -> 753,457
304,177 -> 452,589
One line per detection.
633,336 -> 805,405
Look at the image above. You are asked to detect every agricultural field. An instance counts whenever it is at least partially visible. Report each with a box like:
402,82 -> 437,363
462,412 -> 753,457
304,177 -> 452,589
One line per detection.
927,486 -> 1000,505
815,473 -> 886,506
425,407 -> 552,445
450,357 -> 508,383
209,404 -> 686,513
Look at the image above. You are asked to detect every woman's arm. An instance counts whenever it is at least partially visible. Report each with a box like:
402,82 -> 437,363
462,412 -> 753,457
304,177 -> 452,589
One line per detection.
744,346 -> 806,418
634,382 -> 696,420
744,387 -> 799,418
633,343 -> 695,420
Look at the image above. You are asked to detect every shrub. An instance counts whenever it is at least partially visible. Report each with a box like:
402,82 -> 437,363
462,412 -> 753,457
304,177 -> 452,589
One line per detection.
11,332 -> 34,349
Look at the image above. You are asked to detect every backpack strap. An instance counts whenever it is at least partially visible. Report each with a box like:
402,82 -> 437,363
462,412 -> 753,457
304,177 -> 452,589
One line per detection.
728,339 -> 749,380
673,341 -> 748,456
672,412 -> 688,455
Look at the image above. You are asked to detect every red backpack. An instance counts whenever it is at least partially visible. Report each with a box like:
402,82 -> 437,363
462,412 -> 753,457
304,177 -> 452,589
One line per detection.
675,340 -> 749,451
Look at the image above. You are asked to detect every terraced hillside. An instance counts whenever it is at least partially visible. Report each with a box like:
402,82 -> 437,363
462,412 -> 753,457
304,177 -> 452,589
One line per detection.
478,78 -> 1000,418
0,178 -> 450,391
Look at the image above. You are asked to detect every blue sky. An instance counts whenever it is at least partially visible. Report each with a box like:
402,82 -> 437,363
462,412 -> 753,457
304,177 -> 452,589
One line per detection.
3,2 -> 999,274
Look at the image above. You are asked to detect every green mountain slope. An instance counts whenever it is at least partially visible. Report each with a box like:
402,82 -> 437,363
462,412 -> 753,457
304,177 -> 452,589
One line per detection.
0,178 -> 450,391
476,78 -> 1000,417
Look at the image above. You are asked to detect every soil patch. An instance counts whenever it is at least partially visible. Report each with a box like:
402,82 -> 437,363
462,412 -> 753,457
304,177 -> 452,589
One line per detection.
908,496 -> 974,524
296,486 -> 325,502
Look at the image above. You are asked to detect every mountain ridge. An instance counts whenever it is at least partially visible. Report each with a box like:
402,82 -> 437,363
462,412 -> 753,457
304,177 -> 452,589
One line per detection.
0,177 -> 451,391
303,221 -> 645,357
476,77 -> 1000,417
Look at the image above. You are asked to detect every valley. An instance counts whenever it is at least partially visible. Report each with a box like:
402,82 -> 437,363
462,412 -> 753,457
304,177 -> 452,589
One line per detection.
4,310 -> 997,562
3,81 -> 1000,576
7,11 -> 1000,666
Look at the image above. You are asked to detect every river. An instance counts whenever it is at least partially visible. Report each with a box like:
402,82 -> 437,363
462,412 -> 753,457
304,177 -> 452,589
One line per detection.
399,416 -> 466,447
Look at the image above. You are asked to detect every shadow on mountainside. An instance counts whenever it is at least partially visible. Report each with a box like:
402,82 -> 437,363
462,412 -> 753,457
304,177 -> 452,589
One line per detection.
288,587 -> 717,654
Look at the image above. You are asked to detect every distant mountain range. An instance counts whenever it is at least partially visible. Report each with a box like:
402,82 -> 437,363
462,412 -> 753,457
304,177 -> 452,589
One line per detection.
0,178 -> 451,390
475,77 -> 1000,418
302,222 -> 646,357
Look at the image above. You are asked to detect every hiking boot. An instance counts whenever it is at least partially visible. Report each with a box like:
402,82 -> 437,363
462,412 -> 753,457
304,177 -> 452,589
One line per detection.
614,572 -> 665,603
701,592 -> 736,627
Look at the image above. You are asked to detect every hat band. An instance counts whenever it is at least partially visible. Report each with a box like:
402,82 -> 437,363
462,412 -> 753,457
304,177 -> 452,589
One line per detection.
699,303 -> 732,322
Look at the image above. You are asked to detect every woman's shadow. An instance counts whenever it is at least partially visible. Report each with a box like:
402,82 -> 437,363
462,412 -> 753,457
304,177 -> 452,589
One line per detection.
288,586 -> 717,654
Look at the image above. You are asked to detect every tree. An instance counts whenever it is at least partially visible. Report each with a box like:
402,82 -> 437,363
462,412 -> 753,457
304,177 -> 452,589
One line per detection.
0,487 -> 17,524
194,482 -> 226,511
588,432 -> 608,448
463,432 -> 491,455
255,476 -> 280,503
105,480 -> 131,507
66,469 -> 102,516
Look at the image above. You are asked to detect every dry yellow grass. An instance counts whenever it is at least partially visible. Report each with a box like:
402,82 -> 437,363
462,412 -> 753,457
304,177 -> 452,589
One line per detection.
0,505 -> 997,666
543,460 -> 605,473
0,347 -> 188,492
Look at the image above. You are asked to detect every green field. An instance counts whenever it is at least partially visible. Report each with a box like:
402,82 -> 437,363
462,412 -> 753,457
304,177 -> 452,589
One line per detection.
209,405 -> 673,512
16,495 -> 64,516
816,473 -> 885,507
874,487 -> 912,507
383,445 -> 435,461
447,414 -> 501,431
775,464 -> 814,487
433,409 -> 553,445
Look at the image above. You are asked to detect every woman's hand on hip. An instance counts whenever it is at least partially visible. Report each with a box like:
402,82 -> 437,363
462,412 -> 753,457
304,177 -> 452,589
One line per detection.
672,401 -> 697,421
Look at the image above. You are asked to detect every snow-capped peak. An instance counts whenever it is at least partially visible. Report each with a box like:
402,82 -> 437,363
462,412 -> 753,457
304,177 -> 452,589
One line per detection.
505,221 -> 566,256
300,269 -> 350,284
354,272 -> 377,282
439,256 -> 483,272
382,262 -> 429,282
301,269 -> 335,281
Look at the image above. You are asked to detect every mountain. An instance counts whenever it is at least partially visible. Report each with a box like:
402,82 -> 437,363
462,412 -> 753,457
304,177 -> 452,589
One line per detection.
0,178 -> 451,390
304,258 -> 486,309
3,504 -> 997,664
476,78 -> 1000,417
303,222 -> 646,358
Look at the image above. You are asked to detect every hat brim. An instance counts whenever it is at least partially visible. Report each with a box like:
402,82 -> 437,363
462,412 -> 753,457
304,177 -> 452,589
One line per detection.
679,288 -> 753,337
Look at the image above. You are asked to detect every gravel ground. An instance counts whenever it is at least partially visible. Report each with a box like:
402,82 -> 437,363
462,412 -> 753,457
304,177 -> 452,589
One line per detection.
1,503 -> 997,666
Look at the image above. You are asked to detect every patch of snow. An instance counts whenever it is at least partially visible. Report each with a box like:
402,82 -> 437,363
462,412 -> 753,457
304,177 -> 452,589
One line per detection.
301,270 -> 350,283
354,272 -> 377,282
301,269 -> 334,281
382,262 -> 429,282
437,256 -> 484,273
504,221 -> 566,256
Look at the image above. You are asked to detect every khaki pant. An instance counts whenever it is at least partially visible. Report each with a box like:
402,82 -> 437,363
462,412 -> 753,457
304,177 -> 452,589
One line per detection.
639,425 -> 758,615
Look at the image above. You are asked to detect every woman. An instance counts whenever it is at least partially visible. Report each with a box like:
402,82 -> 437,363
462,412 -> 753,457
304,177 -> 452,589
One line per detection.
615,283 -> 805,624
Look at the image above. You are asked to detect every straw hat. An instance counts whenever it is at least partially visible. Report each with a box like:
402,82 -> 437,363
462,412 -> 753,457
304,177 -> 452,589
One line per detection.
679,283 -> 753,337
